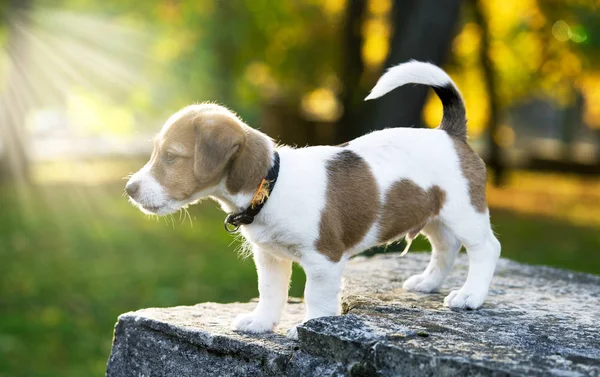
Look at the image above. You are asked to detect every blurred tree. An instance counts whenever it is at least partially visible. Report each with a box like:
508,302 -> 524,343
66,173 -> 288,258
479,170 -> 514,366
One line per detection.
207,1 -> 346,145
3,0 -> 599,175
336,0 -> 366,144
539,0 -> 600,169
420,0 -> 600,178
0,0 -> 33,184
358,0 -> 463,137
472,0 -> 505,185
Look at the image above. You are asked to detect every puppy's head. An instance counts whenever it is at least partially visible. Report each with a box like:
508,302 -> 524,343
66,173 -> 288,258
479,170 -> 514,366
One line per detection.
126,104 -> 247,215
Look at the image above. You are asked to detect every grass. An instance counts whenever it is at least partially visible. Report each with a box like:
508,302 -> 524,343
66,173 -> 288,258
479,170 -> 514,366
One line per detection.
0,182 -> 306,377
0,167 -> 598,377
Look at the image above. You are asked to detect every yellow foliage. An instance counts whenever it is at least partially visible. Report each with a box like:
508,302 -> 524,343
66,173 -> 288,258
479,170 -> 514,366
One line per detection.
561,51 -> 582,78
362,35 -> 389,67
485,0 -> 539,38
322,0 -> 346,15
514,32 -> 543,71
362,18 -> 392,39
243,61 -> 278,99
539,51 -> 581,106
452,23 -> 481,59
579,74 -> 600,129
301,87 -> 342,122
489,41 -> 514,72
425,0 -> 599,138
528,7 -> 547,30
368,0 -> 392,15
423,93 -> 442,129
245,62 -> 271,87
361,18 -> 391,68
360,0 -> 392,70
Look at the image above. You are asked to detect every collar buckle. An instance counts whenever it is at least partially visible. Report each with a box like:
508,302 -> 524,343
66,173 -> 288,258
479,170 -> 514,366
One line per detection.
224,213 -> 255,233
224,215 -> 241,233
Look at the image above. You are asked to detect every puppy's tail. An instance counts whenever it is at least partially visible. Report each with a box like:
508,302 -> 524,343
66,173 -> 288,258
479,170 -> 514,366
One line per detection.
365,60 -> 467,141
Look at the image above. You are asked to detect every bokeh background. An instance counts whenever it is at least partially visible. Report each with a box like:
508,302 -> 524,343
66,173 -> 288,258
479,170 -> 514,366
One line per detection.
1,0 -> 599,376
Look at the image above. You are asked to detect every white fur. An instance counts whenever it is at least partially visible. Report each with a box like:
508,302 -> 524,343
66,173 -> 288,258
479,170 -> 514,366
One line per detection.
127,61 -> 501,339
127,162 -> 217,216
238,128 -> 499,338
365,60 -> 457,100
233,247 -> 292,333
127,163 -> 171,215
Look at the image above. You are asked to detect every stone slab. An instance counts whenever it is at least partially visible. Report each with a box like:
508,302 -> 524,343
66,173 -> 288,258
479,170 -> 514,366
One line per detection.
107,253 -> 600,377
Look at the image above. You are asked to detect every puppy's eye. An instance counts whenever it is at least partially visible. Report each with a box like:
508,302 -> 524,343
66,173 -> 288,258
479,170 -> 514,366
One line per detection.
165,152 -> 177,164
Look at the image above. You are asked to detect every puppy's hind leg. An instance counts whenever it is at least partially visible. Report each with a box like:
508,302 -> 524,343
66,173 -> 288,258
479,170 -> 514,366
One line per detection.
403,220 -> 462,293
444,212 -> 501,309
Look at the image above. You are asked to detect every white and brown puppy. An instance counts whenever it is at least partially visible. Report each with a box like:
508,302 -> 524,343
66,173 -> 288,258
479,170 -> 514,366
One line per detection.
126,61 -> 501,339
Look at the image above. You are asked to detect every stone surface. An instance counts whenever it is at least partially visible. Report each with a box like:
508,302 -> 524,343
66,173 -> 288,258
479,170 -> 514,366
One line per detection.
106,253 -> 600,377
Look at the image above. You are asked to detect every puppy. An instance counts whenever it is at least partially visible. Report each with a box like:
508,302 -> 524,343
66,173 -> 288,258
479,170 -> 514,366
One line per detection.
126,61 -> 501,339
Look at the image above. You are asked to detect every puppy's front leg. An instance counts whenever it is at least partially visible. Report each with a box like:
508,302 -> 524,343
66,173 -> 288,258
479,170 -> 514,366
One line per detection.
233,247 -> 292,333
287,253 -> 346,339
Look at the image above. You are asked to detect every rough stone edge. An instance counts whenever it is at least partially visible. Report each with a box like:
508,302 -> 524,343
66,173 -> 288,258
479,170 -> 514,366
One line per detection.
107,310 -> 350,377
299,315 -> 538,377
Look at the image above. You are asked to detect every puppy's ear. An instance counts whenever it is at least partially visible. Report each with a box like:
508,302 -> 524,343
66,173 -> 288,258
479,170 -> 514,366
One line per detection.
194,114 -> 247,184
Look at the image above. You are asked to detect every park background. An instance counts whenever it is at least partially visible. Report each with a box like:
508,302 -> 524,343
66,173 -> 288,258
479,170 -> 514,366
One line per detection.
1,0 -> 600,376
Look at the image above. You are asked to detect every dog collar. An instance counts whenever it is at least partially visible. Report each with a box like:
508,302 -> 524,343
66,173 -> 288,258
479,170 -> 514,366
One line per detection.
224,151 -> 280,233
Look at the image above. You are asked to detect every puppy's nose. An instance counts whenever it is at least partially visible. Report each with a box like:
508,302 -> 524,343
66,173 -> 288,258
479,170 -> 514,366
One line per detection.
126,181 -> 140,198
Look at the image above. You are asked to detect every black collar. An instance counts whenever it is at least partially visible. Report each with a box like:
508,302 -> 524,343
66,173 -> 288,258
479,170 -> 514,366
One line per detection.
224,151 -> 280,233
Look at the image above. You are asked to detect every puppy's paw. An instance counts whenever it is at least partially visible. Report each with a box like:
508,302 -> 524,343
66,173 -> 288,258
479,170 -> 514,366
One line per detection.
286,325 -> 299,340
232,312 -> 276,334
444,289 -> 485,309
403,273 -> 440,293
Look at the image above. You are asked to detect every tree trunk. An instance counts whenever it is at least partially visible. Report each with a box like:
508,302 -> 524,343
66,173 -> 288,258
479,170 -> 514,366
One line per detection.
362,0 -> 463,134
0,0 -> 33,184
472,0 -> 506,185
335,0 -> 367,144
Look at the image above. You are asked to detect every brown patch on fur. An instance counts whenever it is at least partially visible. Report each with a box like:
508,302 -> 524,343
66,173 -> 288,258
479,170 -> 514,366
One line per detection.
150,104 -> 271,201
451,137 -> 487,213
337,142 -> 349,148
193,112 -> 247,186
150,110 -> 203,201
377,180 -> 446,243
316,150 -> 380,262
224,125 -> 272,195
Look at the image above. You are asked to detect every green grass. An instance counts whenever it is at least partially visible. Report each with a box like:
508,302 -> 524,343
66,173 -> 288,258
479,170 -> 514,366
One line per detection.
0,181 -> 598,377
489,209 -> 600,274
0,182 -> 302,377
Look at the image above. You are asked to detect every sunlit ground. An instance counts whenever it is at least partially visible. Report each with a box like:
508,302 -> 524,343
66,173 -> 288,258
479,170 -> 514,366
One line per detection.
487,171 -> 600,228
